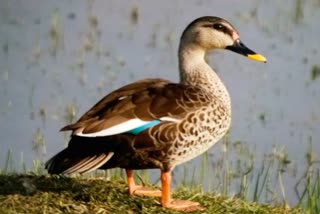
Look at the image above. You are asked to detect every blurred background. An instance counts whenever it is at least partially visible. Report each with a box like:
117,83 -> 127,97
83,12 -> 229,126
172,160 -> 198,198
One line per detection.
1,0 -> 319,207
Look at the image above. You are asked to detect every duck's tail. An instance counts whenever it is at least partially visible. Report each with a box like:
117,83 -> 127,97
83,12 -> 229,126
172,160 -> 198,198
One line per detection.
45,136 -> 114,174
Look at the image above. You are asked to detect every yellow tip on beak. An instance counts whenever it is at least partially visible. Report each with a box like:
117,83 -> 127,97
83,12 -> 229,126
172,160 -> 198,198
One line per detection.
247,54 -> 267,63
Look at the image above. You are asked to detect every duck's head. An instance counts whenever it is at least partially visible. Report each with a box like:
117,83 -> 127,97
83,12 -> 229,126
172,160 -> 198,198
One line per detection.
181,16 -> 267,63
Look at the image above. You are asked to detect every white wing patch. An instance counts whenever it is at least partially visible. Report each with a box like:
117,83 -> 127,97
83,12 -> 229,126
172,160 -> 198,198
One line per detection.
160,117 -> 181,122
76,117 -> 181,137
76,119 -> 155,137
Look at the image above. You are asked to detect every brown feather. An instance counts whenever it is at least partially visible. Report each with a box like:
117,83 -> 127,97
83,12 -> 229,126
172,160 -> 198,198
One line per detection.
60,78 -> 211,136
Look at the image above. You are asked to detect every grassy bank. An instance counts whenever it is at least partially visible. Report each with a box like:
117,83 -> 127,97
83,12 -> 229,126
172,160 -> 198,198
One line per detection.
0,174 -> 302,214
1,138 -> 319,213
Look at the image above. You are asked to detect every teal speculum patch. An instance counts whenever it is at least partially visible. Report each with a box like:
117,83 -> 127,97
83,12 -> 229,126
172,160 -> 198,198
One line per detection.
127,120 -> 161,135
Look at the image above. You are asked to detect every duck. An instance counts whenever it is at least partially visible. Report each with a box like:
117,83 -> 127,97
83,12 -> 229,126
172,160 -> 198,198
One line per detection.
46,16 -> 266,211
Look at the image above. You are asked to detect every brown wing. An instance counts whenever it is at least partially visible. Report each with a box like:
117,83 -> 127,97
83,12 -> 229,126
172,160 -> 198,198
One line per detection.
61,78 -> 210,135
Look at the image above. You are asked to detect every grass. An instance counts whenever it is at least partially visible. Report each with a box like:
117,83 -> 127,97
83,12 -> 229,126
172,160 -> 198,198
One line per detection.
1,133 -> 318,213
0,174 -> 302,214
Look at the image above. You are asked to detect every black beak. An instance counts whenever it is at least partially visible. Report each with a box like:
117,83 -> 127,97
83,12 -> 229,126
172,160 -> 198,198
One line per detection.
226,39 -> 267,63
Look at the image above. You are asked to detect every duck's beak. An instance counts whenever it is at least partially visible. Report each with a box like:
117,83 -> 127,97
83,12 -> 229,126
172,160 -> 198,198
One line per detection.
226,39 -> 267,63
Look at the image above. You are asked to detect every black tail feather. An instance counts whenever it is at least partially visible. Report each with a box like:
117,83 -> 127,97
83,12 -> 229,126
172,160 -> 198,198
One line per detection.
45,136 -> 116,174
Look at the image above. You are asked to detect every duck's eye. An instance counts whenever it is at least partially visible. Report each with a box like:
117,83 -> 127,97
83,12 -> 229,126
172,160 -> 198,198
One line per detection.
213,23 -> 225,31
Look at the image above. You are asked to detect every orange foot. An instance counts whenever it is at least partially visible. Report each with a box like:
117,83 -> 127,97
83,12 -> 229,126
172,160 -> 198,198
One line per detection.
126,169 -> 161,197
163,200 -> 204,212
130,185 -> 162,197
160,171 -> 204,211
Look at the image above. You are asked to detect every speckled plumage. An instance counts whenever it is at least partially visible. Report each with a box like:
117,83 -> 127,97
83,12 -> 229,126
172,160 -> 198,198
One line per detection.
46,79 -> 230,172
46,16 -> 266,211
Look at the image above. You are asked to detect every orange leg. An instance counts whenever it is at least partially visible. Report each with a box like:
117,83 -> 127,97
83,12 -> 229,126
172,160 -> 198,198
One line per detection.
126,169 -> 136,195
125,169 -> 161,197
160,171 -> 172,207
160,171 -> 204,212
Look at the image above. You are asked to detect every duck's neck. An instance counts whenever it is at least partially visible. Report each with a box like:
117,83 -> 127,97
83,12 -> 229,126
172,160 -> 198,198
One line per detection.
178,43 -> 231,114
